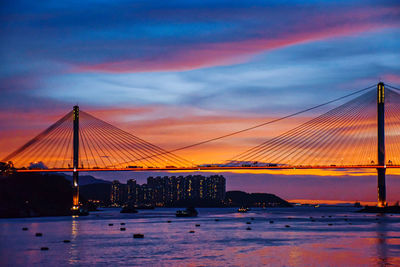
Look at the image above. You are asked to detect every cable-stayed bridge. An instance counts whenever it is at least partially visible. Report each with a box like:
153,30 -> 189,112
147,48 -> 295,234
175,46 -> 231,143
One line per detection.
2,82 -> 400,208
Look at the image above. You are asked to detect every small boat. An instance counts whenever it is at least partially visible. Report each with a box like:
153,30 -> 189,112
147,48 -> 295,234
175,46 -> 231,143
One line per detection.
133,233 -> 144,238
120,205 -> 138,214
238,207 -> 250,213
176,207 -> 198,217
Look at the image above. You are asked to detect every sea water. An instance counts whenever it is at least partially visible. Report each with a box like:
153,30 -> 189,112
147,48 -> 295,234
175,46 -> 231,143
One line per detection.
1,207 -> 399,266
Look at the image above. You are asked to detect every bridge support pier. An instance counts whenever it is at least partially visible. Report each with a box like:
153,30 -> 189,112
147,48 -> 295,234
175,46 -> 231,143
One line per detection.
72,105 -> 80,211
377,82 -> 386,207
377,168 -> 386,207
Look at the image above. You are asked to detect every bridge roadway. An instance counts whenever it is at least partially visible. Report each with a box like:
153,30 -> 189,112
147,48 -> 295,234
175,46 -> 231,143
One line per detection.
15,165 -> 400,172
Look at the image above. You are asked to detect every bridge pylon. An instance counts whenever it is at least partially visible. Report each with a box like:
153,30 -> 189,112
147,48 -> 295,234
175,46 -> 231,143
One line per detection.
377,82 -> 386,207
72,105 -> 80,211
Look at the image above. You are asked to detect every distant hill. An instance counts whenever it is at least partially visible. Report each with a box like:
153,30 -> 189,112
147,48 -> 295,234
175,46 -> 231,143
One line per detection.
59,173 -> 111,186
0,173 -> 112,217
59,173 -> 112,205
225,191 -> 292,207
0,173 -> 72,218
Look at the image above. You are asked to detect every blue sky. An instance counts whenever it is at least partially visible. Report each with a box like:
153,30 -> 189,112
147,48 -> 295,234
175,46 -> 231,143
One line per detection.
1,0 -> 399,113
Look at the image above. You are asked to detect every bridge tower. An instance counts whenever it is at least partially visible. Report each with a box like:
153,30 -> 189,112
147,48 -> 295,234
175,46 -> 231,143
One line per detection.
377,82 -> 386,207
72,105 -> 80,210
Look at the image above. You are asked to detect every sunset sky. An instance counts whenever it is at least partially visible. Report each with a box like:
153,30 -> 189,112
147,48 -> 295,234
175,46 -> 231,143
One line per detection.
1,0 -> 400,203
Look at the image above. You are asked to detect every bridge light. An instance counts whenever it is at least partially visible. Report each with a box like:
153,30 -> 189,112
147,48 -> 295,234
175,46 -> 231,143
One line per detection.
378,82 -> 385,104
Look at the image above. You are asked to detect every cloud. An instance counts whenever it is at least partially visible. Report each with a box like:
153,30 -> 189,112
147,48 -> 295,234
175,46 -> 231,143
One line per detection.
384,74 -> 400,85
2,1 -> 399,74
28,161 -> 48,169
75,7 -> 400,73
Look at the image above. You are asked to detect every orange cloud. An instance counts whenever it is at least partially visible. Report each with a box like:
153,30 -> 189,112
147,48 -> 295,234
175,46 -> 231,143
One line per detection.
2,102 -> 400,177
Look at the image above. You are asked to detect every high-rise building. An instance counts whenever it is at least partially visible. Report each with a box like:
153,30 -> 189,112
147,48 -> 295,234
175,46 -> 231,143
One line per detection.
111,180 -> 120,205
111,180 -> 128,206
137,183 -> 153,204
127,179 -> 137,204
110,175 -> 226,206
146,175 -> 226,206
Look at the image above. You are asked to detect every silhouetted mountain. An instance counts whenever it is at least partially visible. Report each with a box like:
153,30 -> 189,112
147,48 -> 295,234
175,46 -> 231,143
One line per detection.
0,173 -> 73,218
225,191 -> 292,207
59,174 -> 112,205
59,173 -> 111,186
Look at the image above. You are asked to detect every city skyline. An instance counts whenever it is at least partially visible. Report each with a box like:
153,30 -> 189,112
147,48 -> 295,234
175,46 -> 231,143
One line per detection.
109,175 -> 226,207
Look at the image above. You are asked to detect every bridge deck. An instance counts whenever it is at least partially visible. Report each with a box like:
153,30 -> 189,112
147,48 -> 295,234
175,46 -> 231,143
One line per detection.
15,165 -> 400,172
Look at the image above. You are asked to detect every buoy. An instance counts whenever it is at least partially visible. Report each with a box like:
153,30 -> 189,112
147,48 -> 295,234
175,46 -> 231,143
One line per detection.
285,225 -> 290,228
246,227 -> 251,230
215,219 -> 219,221
63,240 -> 71,243
120,223 -> 125,225
195,224 -> 200,227
108,223 -> 114,226
328,216 -> 332,218
22,227 -> 28,231
250,218 -> 255,220
40,247 -> 49,251
269,220 -> 274,224
35,233 -> 43,237
133,234 -> 144,238
311,219 -> 316,222
120,228 -> 126,231
328,223 -> 333,226
167,220 -> 172,223
246,222 -> 251,224
189,230 -> 195,233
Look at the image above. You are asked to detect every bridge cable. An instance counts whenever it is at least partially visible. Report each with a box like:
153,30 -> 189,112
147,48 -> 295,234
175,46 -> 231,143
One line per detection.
119,84 -> 377,165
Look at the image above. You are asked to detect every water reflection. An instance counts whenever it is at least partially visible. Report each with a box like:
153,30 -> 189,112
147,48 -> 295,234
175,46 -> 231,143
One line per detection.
71,217 -> 79,238
375,214 -> 388,267
0,208 -> 399,266
68,218 -> 79,265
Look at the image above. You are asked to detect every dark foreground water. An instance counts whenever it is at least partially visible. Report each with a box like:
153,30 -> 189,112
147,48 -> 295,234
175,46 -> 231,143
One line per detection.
1,207 -> 400,266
